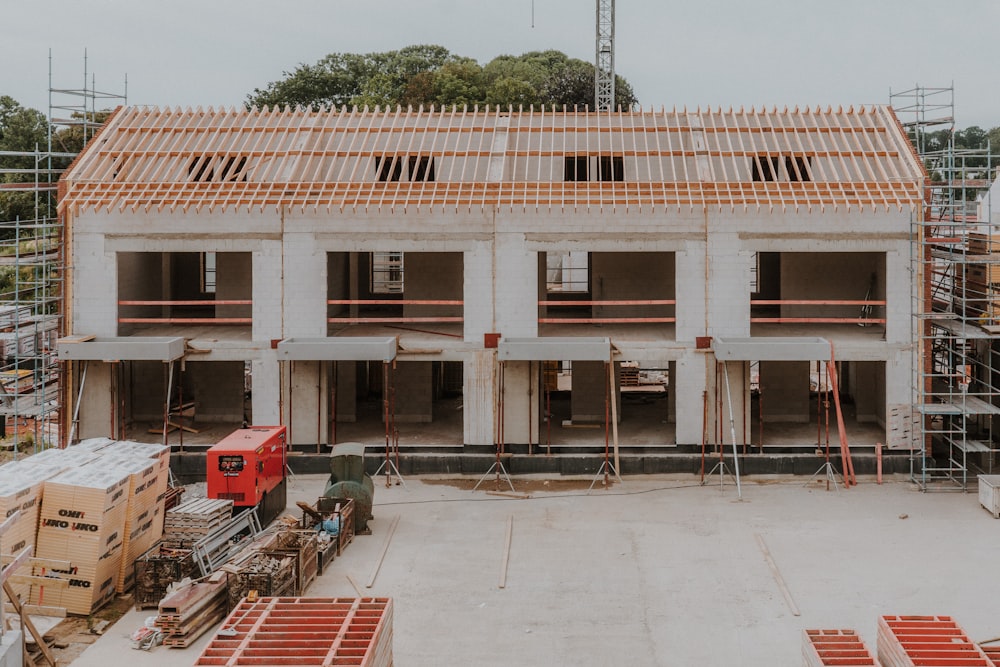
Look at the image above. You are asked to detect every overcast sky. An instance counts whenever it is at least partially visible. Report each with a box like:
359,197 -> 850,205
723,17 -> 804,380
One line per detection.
4,0 -> 998,129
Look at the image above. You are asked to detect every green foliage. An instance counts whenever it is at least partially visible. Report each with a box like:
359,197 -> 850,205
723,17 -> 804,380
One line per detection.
246,45 -> 639,111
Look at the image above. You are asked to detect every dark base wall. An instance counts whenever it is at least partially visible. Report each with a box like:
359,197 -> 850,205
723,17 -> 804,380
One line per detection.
170,450 -> 913,483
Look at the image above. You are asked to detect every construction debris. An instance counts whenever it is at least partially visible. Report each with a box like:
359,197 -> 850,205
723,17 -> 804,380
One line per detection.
133,542 -> 197,610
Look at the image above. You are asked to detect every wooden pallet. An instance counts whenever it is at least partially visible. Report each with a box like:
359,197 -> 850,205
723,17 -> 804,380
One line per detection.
803,629 -> 876,666
877,615 -> 991,667
194,597 -> 394,667
164,498 -> 233,541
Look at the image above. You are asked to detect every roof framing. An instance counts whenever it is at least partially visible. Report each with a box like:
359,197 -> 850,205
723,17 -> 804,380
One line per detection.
61,105 -> 925,215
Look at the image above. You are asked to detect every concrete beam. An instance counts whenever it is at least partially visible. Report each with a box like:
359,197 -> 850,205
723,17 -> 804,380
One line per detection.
277,337 -> 397,361
57,336 -> 185,361
713,337 -> 831,361
499,337 -> 610,361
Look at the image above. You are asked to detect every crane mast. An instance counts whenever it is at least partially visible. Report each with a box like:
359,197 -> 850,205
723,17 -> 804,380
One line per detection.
595,0 -> 615,111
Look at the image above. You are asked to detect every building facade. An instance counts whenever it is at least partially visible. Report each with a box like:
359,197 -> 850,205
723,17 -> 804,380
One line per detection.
57,105 -> 925,453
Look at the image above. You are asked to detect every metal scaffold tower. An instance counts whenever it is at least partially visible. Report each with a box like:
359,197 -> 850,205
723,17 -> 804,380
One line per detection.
892,84 -> 996,491
0,53 -> 124,453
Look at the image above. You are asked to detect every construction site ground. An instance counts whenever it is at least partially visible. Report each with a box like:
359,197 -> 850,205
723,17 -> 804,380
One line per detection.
63,472 -> 1000,666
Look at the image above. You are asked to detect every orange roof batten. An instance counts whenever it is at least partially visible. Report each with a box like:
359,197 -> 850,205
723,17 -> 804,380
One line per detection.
60,105 -> 925,215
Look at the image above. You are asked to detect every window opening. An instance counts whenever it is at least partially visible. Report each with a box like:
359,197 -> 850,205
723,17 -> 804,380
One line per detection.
564,156 -> 589,181
188,155 -> 248,182
375,156 -> 403,182
751,155 -> 779,182
371,252 -> 404,294
202,252 -> 216,294
408,155 -> 435,181
598,155 -> 624,181
546,252 -> 589,293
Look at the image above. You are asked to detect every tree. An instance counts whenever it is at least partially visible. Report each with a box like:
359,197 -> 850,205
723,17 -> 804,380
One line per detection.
247,45 -> 639,111
0,97 -> 50,226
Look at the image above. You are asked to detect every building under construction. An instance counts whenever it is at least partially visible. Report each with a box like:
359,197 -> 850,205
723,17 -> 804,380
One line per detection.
53,103 -> 934,471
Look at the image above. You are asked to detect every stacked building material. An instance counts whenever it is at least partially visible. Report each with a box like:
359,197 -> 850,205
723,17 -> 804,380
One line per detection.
164,498 -> 234,542
316,497 -> 355,556
263,529 -> 319,595
802,629 -> 876,666
194,597 -> 394,667
0,462 -> 65,600
133,542 -> 197,609
30,463 -> 133,614
877,615 -> 991,667
226,552 -> 296,609
155,571 -> 229,648
105,455 -> 170,592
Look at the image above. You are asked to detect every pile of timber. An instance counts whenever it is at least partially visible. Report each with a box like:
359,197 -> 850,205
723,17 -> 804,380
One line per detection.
225,552 -> 296,609
155,572 -> 229,648
164,498 -> 233,542
134,542 -> 197,609
263,529 -> 319,595
877,615 -> 992,667
802,629 -> 876,666
163,486 -> 184,512
194,597 -> 394,667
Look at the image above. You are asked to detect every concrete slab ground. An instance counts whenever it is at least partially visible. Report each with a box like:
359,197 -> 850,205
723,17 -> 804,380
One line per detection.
71,473 -> 1000,666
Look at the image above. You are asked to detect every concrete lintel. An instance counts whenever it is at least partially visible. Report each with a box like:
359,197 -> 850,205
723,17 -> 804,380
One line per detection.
277,337 -> 397,361
713,337 -> 831,362
57,336 -> 185,361
499,337 -> 610,361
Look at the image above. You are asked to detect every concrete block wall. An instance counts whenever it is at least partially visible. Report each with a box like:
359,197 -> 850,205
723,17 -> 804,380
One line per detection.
705,232 -> 752,339
760,362 -> 810,422
68,201 -> 917,449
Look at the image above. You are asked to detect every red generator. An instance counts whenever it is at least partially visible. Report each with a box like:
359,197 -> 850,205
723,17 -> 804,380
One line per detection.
206,426 -> 287,527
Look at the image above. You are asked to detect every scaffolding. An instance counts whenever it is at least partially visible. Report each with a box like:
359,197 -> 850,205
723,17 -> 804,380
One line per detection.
0,53 -> 124,453
893,84 -> 997,491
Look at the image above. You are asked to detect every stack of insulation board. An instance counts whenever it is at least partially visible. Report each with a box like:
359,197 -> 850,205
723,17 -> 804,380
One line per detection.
802,629 -> 876,666
103,455 -> 170,592
877,615 -> 992,667
0,461 -> 65,600
194,597 -> 394,667
31,463 -> 134,614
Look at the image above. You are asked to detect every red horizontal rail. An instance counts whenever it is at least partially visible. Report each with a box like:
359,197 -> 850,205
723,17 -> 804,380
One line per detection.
328,317 -> 463,324
540,299 -> 676,306
119,318 -> 251,324
328,299 -> 462,306
751,299 -> 886,306
539,317 -> 675,324
118,300 -> 252,306
751,317 -> 886,324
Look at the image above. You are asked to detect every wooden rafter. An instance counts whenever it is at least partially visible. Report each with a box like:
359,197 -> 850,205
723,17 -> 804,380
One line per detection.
61,105 -> 924,215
